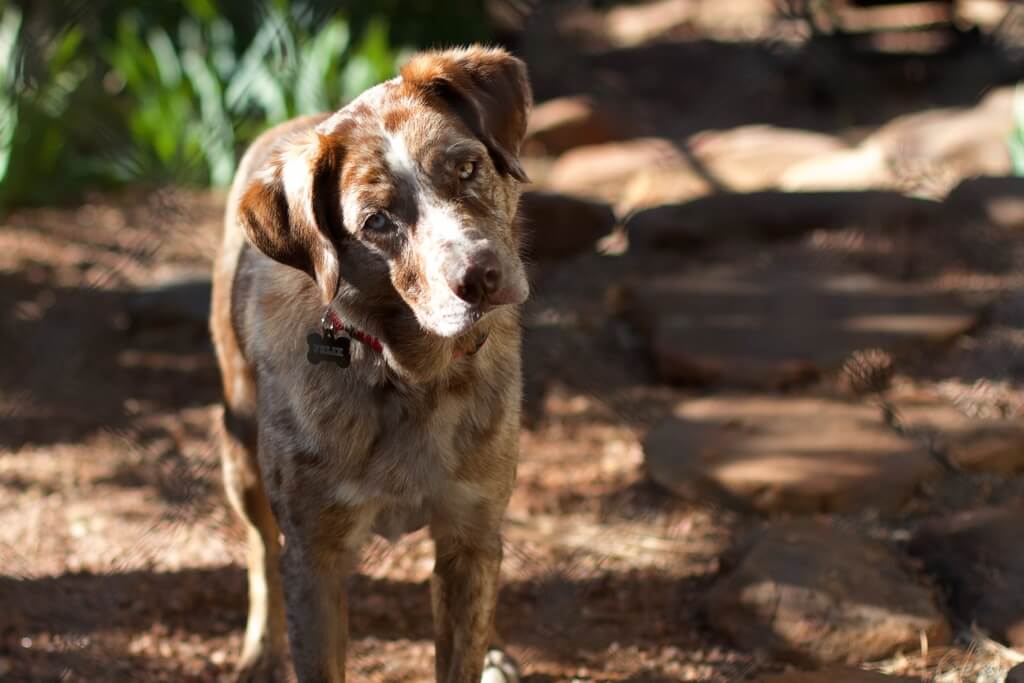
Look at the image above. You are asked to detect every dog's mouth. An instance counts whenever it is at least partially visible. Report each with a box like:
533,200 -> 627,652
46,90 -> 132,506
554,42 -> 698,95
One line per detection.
425,306 -> 493,340
412,275 -> 527,340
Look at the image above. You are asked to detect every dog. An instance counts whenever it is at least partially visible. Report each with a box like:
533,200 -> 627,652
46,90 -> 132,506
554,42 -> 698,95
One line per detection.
209,46 -> 532,683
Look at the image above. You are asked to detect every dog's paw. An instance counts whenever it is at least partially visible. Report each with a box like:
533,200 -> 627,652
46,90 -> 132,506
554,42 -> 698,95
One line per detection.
481,648 -> 520,683
233,651 -> 284,683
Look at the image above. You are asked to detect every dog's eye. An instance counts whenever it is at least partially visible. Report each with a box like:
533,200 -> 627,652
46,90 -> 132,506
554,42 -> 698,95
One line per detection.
457,160 -> 477,181
363,212 -> 392,232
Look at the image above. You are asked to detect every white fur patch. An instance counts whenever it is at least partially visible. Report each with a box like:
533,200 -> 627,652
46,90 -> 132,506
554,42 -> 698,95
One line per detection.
281,147 -> 315,225
384,131 -> 418,186
482,649 -> 520,683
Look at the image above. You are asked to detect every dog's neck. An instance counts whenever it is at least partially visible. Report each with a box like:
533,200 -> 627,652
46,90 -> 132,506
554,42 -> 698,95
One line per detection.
323,307 -> 488,359
320,298 -> 497,388
322,308 -> 385,353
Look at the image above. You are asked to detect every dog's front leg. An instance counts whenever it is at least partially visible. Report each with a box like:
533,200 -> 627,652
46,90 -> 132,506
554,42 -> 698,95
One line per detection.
431,527 -> 505,683
280,505 -> 371,683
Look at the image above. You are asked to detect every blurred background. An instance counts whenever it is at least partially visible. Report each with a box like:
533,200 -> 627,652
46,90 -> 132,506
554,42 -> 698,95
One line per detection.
4,0 -> 1024,681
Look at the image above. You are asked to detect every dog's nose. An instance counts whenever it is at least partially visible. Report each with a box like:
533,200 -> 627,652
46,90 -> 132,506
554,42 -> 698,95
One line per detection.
448,250 -> 502,307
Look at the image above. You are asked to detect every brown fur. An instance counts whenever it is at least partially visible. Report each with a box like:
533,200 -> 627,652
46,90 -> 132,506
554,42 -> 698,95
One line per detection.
210,47 -> 531,683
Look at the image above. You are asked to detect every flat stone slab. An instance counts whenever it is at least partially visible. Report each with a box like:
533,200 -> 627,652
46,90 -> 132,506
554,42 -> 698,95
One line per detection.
628,253 -> 982,388
780,87 -> 1013,195
892,391 -> 1024,474
625,191 -> 938,252
909,505 -> 1024,648
524,95 -> 631,156
689,125 -> 847,193
707,521 -> 951,664
546,137 -> 703,205
644,395 -> 940,513
751,668 -> 918,683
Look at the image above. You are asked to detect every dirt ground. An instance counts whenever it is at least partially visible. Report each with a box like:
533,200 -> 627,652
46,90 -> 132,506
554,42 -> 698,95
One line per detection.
4,2 -> 1024,682
1,189 -> 1022,682
0,190 -> 751,682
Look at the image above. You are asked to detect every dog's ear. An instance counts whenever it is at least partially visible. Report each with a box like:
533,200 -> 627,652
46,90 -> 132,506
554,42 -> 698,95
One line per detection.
401,46 -> 532,182
237,131 -> 344,305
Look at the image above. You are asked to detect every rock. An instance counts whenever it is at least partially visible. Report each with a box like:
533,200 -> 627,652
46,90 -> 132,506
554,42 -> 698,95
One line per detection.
779,145 -> 892,193
603,0 -> 696,47
518,191 -> 616,261
644,395 -> 940,513
125,270 -> 211,329
627,253 -> 981,388
706,521 -> 951,664
782,87 -> 1014,196
890,392 -> 1024,474
556,127 -> 848,213
625,191 -> 938,251
909,505 -> 1024,648
546,137 -> 700,205
524,96 -> 629,156
616,167 -> 712,216
750,668 -> 918,683
520,155 -> 556,188
689,125 -> 847,193
946,176 -> 1024,231
871,87 -> 1013,178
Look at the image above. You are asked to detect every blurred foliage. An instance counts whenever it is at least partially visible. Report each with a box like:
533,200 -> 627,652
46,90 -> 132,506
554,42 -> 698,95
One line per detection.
0,0 -> 493,206
1011,83 -> 1024,177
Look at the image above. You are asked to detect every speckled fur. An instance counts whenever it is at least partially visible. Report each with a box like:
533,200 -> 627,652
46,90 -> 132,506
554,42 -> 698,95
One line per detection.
210,47 -> 531,683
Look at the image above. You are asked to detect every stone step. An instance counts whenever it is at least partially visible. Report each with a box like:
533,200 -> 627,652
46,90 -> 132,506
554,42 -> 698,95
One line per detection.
623,251 -> 983,389
644,394 -> 940,513
707,521 -> 950,665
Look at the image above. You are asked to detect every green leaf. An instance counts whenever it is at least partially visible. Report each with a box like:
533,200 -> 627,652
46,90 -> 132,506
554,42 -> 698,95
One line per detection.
357,17 -> 396,82
295,17 -> 349,114
0,99 -> 17,185
183,0 -> 218,22
208,17 -> 237,79
147,27 -> 182,87
225,9 -> 287,112
1011,84 -> 1024,178
182,48 -> 234,185
1010,133 -> 1024,178
0,5 -> 22,185
49,25 -> 84,71
0,4 -> 22,89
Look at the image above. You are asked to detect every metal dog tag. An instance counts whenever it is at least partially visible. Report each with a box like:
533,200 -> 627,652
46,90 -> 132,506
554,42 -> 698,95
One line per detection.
306,331 -> 351,368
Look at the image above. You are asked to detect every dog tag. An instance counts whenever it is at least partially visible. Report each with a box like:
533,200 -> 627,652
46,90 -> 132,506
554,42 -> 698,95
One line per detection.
306,332 -> 351,368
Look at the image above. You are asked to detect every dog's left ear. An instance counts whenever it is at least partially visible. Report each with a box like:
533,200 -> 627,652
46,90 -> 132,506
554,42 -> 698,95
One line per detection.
236,131 -> 344,305
401,46 -> 532,182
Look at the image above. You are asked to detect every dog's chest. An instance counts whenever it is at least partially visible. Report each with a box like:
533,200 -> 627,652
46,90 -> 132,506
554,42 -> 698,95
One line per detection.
285,369 -> 479,537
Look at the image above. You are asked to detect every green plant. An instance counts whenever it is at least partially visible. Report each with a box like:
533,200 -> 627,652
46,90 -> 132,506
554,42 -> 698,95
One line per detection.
104,7 -> 403,188
0,5 -> 94,205
0,1 -> 491,207
1010,83 -> 1024,178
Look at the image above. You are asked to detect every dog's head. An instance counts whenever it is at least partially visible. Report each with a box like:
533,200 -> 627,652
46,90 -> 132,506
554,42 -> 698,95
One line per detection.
237,46 -> 531,339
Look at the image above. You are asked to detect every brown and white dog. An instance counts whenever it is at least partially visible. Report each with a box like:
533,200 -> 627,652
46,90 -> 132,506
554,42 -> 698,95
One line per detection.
210,46 -> 531,683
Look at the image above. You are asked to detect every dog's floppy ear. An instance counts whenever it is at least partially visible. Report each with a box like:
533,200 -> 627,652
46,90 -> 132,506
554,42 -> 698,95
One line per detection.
237,131 -> 344,305
401,46 -> 532,182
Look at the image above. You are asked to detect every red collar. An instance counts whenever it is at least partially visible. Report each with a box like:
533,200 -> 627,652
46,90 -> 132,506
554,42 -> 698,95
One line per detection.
322,309 -> 486,359
323,309 -> 383,353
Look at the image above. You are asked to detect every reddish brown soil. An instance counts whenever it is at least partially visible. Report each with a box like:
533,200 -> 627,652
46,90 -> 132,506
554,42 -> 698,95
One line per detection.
3,171 -> 1023,682
3,12 -> 1024,677
0,190 -> 751,682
